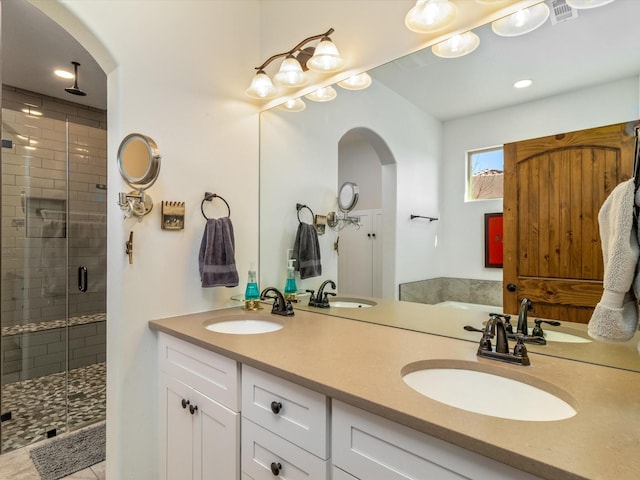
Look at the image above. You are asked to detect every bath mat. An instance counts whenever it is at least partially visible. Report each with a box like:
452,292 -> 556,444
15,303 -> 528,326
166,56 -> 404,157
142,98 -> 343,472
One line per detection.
29,423 -> 105,480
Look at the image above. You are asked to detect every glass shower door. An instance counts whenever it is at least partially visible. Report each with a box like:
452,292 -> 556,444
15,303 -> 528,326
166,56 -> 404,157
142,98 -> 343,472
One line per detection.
0,105 -> 107,453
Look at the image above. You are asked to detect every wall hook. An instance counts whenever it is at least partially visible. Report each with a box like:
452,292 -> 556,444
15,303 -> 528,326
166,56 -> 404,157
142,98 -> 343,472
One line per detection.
125,231 -> 134,264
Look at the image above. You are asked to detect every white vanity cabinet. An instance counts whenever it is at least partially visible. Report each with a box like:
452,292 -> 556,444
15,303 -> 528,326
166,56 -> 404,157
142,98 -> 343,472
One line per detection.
158,333 -> 241,480
241,365 -> 330,479
332,401 -> 542,480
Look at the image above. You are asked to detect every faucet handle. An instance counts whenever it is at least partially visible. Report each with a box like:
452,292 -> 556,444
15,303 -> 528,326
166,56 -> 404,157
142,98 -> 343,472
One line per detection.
322,291 -> 336,305
513,334 -> 531,365
464,325 -> 492,351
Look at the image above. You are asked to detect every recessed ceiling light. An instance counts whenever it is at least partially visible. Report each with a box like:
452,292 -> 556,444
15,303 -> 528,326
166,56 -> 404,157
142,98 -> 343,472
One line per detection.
514,79 -> 533,89
54,69 -> 74,79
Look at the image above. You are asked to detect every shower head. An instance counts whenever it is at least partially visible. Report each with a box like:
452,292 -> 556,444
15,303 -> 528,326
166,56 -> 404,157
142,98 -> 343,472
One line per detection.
65,61 -> 87,97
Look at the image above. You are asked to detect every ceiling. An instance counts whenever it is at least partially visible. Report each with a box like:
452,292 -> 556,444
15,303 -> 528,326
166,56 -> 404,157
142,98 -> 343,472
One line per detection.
1,0 -> 107,110
1,1 -> 638,120
371,0 -> 640,121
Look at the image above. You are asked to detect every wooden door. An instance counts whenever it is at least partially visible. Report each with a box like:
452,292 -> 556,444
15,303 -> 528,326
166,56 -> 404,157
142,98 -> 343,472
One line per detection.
503,121 -> 635,323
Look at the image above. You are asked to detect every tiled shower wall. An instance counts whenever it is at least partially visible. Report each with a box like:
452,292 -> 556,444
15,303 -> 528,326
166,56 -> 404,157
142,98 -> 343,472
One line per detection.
1,86 -> 107,383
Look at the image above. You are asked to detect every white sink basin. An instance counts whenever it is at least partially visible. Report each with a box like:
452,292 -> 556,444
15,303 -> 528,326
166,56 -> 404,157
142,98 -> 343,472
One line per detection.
530,328 -> 591,344
402,361 -> 577,421
204,318 -> 283,334
330,298 -> 377,308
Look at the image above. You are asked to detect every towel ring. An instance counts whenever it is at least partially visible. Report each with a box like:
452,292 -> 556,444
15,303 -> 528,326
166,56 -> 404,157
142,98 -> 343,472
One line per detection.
296,203 -> 314,224
201,192 -> 231,219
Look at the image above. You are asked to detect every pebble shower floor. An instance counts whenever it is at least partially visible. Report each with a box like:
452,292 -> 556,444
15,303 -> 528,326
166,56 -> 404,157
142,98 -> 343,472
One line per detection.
1,362 -> 106,452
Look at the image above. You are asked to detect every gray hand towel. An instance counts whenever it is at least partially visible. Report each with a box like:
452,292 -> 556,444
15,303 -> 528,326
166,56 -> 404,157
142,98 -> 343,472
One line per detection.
198,217 -> 239,288
293,222 -> 322,279
588,178 -> 640,342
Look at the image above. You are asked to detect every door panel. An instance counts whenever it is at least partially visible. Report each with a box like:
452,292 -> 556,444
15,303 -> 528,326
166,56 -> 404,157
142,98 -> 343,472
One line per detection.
503,121 -> 635,322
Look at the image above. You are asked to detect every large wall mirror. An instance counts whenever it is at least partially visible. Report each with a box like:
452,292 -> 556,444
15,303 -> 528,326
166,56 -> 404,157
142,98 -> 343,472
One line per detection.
260,1 -> 640,372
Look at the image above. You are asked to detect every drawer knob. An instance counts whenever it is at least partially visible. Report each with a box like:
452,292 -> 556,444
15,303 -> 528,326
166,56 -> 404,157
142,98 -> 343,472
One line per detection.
270,401 -> 283,414
181,399 -> 190,409
189,404 -> 198,415
270,462 -> 282,475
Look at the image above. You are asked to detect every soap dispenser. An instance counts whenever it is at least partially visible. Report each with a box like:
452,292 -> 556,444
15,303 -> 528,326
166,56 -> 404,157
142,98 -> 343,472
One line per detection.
244,262 -> 261,311
284,259 -> 298,302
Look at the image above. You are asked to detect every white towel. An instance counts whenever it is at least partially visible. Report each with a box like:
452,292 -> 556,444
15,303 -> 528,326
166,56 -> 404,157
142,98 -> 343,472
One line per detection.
588,178 -> 640,342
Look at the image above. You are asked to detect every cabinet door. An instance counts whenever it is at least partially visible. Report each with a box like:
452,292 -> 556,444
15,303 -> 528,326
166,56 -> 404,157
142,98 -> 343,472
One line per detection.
160,373 -> 240,480
160,374 -> 195,480
193,388 -> 240,480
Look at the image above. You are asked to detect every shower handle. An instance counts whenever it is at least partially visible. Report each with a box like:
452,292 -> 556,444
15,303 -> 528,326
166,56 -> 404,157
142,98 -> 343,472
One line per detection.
78,266 -> 88,292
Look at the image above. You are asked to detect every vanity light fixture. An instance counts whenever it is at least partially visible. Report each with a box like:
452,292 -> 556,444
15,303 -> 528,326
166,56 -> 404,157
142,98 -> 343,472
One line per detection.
337,72 -> 372,90
405,0 -> 458,33
491,2 -> 550,37
278,97 -> 306,112
245,28 -> 344,100
566,0 -> 615,9
432,31 -> 480,58
305,86 -> 337,102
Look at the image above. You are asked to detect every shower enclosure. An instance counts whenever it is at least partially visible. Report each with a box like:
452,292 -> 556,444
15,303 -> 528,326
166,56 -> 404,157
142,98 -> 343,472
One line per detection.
0,88 -> 107,453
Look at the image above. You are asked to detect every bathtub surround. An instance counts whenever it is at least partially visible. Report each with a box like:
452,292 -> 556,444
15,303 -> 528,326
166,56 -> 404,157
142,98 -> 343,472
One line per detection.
399,277 -> 502,307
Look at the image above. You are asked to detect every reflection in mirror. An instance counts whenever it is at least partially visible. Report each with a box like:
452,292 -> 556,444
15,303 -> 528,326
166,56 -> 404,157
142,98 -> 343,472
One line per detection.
117,133 -> 161,219
260,1 -> 640,371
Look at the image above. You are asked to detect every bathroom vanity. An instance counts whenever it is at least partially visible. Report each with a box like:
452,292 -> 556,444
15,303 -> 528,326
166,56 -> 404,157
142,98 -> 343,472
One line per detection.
149,304 -> 640,480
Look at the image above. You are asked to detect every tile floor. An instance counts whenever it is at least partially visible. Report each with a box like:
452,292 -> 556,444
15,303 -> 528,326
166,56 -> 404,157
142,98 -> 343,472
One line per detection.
0,362 -> 106,478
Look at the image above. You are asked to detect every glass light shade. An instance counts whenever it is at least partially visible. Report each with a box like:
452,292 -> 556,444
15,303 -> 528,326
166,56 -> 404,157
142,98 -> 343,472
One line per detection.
337,72 -> 372,90
245,70 -> 276,99
432,31 -> 480,58
278,98 -> 306,112
566,0 -> 615,9
273,55 -> 307,87
307,38 -> 344,72
305,86 -> 337,102
405,0 -> 457,34
491,3 -> 550,37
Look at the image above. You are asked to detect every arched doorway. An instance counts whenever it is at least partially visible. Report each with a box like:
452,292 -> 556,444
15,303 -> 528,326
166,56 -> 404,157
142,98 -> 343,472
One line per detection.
337,127 -> 397,299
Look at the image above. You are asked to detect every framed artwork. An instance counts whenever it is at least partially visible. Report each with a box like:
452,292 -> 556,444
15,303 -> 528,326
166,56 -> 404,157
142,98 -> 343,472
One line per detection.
484,213 -> 503,268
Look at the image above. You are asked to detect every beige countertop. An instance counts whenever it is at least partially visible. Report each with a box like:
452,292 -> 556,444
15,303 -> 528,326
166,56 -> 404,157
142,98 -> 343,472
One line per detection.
149,303 -> 640,480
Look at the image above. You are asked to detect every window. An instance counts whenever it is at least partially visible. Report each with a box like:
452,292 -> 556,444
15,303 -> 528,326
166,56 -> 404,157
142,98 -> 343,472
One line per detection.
467,146 -> 504,201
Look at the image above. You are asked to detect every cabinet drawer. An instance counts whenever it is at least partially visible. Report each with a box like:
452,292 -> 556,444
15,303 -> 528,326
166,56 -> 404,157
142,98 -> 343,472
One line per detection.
242,365 -> 329,458
332,466 -> 359,480
158,332 -> 240,411
241,418 -> 329,480
332,401 -> 542,480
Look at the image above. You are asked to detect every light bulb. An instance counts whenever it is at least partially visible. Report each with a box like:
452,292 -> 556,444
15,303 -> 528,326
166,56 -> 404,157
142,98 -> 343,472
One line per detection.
278,98 -> 306,112
432,31 -> 480,58
307,38 -> 344,72
405,0 -> 457,34
274,55 -> 307,87
305,86 -> 337,102
492,3 -> 550,37
245,70 -> 276,99
337,72 -> 372,90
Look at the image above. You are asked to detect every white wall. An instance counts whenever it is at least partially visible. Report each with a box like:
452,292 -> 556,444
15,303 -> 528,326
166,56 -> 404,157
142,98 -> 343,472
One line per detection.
440,76 -> 640,281
339,134 -> 382,210
260,81 -> 441,298
35,1 -> 261,478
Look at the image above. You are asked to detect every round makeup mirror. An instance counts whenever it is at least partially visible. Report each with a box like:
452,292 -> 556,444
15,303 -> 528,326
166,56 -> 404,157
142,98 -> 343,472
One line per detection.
117,133 -> 161,190
117,133 -> 161,218
338,181 -> 359,213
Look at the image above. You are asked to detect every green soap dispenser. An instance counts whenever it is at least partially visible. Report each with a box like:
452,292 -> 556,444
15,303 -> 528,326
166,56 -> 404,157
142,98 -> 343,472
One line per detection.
284,259 -> 298,302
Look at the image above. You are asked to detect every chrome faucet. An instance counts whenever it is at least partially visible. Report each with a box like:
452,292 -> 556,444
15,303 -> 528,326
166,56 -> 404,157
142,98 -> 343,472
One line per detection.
308,279 -> 336,308
260,287 -> 294,316
464,314 -> 530,366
